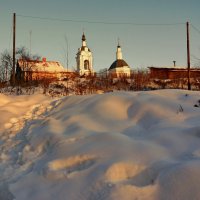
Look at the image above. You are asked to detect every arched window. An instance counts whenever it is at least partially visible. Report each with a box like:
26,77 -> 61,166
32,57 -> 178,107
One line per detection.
84,60 -> 89,70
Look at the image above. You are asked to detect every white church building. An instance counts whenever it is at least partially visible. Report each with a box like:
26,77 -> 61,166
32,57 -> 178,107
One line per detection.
76,33 -> 94,76
108,42 -> 131,78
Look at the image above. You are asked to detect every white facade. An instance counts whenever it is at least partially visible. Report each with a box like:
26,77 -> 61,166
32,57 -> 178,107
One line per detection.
109,66 -> 131,78
76,33 -> 93,76
109,43 -> 131,78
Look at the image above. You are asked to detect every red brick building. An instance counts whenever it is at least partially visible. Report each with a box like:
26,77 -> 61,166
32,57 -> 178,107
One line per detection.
149,66 -> 200,80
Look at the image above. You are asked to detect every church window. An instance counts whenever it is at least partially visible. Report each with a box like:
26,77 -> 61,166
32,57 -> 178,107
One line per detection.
84,60 -> 89,70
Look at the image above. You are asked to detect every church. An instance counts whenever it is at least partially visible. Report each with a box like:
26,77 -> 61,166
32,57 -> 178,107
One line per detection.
108,42 -> 131,78
76,33 -> 131,78
76,33 -> 94,76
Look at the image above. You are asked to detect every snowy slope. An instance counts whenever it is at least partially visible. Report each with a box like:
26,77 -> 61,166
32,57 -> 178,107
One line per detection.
1,90 -> 200,200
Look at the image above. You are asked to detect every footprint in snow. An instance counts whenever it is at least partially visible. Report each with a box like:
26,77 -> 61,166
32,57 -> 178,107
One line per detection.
43,154 -> 96,179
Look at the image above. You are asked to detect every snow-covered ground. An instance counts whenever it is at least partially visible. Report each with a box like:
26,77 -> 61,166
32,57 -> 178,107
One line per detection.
1,90 -> 200,200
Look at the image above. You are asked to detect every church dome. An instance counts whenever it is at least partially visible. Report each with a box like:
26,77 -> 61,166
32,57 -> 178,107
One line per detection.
109,41 -> 130,70
109,59 -> 129,70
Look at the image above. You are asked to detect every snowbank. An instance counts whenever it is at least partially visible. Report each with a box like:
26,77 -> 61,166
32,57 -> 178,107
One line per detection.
1,90 -> 200,200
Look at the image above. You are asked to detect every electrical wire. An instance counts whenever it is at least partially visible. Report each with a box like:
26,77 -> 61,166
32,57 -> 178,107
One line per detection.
16,14 -> 185,26
191,24 -> 200,35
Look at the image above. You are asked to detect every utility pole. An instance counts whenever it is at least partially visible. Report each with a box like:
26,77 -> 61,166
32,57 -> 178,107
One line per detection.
64,35 -> 69,93
66,37 -> 69,72
12,13 -> 16,85
187,21 -> 191,90
30,30 -> 32,57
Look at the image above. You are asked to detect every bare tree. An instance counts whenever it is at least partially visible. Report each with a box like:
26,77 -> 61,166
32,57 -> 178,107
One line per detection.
0,50 -> 13,82
0,46 -> 40,83
130,69 -> 150,90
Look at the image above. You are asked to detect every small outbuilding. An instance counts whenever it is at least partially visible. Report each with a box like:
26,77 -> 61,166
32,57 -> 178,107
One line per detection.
16,58 -> 70,81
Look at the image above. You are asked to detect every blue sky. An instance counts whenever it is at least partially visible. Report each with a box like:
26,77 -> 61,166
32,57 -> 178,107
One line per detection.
1,0 -> 200,71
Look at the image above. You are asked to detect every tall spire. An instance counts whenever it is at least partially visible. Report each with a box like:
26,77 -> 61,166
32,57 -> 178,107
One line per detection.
117,37 -> 120,47
82,32 -> 87,47
82,32 -> 86,41
116,38 -> 122,60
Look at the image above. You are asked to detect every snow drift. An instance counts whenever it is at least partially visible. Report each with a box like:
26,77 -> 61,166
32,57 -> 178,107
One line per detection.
1,89 -> 200,200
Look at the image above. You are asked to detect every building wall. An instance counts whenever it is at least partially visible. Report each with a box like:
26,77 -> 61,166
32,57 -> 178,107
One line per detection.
149,68 -> 200,79
22,71 -> 60,81
18,71 -> 75,82
109,67 -> 131,78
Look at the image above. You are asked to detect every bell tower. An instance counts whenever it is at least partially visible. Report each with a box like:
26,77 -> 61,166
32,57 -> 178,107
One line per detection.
76,33 -> 93,76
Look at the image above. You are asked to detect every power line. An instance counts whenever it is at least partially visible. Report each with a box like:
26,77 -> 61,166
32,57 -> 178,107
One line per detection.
191,24 -> 200,35
191,54 -> 200,61
16,14 -> 185,26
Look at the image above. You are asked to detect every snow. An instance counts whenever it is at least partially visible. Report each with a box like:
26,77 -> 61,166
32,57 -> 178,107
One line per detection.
1,89 -> 200,199
18,59 -> 68,72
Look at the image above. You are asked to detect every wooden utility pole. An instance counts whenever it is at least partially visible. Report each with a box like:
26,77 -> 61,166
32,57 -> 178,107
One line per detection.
187,21 -> 191,90
12,13 -> 16,84
64,35 -> 69,93
30,30 -> 32,56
